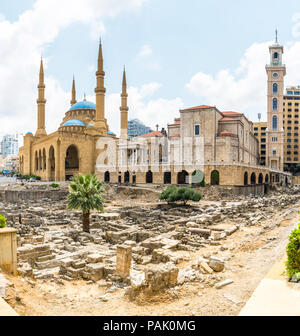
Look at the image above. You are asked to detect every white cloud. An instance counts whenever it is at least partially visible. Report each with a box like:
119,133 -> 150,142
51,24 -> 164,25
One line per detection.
106,83 -> 184,136
292,13 -> 300,38
186,40 -> 300,122
137,44 -> 152,57
0,0 -> 148,139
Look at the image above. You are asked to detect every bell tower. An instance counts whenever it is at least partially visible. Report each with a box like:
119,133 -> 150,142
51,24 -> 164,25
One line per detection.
266,30 -> 286,171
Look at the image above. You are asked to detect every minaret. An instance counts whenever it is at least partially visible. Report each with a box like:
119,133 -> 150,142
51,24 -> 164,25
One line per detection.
94,39 -> 108,133
265,30 -> 286,171
120,67 -> 129,139
35,58 -> 47,137
70,76 -> 77,106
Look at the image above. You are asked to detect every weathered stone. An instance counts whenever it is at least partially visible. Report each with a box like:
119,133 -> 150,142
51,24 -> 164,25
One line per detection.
116,245 -> 132,278
216,279 -> 233,289
208,257 -> 225,272
200,262 -> 214,274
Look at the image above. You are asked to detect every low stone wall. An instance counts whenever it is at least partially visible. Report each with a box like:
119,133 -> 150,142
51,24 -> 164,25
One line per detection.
0,190 -> 68,203
231,184 -> 267,197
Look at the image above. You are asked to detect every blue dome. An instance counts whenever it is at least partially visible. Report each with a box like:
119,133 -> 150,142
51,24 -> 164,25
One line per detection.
26,132 -> 33,135
69,100 -> 96,111
107,131 -> 115,135
62,119 -> 86,127
87,124 -> 95,127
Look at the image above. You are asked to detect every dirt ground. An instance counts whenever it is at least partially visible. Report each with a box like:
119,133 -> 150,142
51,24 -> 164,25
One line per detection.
4,198 -> 299,316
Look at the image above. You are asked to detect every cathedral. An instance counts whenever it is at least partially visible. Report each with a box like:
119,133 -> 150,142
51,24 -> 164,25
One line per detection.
19,38 -> 291,192
19,42 -> 126,181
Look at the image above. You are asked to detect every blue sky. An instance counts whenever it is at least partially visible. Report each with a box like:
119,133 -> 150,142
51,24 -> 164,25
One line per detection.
1,0 -> 300,139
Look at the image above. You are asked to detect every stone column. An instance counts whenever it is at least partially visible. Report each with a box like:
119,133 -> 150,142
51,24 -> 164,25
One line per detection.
0,228 -> 17,276
116,245 -> 132,278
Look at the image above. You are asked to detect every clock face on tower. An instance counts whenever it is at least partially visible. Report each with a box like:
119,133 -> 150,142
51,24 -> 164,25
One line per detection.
273,73 -> 279,78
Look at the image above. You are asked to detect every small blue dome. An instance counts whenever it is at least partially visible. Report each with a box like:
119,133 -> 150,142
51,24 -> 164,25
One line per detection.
87,124 -> 95,127
107,131 -> 115,135
62,119 -> 86,127
26,132 -> 33,135
69,100 -> 96,111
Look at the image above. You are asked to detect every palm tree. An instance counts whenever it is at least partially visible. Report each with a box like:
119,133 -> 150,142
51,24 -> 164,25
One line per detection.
67,174 -> 105,233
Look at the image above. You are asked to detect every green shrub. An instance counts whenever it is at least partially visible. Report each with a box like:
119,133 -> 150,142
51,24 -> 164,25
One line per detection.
0,214 -> 7,228
50,183 -> 59,188
159,186 -> 202,205
286,219 -> 300,279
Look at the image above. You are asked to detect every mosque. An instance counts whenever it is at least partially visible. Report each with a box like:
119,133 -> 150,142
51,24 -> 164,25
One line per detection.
19,42 -> 124,181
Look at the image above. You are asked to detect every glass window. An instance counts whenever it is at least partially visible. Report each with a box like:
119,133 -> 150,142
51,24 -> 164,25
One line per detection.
273,73 -> 278,78
272,115 -> 278,130
273,52 -> 279,59
273,98 -> 278,111
194,124 -> 200,136
273,83 -> 278,94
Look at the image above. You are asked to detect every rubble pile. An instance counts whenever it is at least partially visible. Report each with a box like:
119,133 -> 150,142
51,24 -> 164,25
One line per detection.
0,184 -> 300,295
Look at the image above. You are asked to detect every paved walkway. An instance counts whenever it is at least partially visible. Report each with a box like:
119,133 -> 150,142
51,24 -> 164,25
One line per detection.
0,297 -> 18,316
239,220 -> 300,316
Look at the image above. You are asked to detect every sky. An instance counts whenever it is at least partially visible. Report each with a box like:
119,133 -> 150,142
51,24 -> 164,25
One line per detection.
1,0 -> 300,145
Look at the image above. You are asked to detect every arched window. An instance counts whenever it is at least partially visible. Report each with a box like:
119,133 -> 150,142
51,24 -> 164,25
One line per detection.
273,52 -> 278,60
273,83 -> 278,94
272,115 -> 278,130
272,98 -> 278,111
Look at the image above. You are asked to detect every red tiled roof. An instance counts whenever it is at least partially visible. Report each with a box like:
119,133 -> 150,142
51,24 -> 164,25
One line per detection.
141,131 -> 163,137
220,117 -> 239,122
219,131 -> 235,137
181,105 -> 214,111
222,111 -> 242,116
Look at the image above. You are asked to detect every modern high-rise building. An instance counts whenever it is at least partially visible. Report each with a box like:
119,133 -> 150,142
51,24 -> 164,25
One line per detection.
127,119 -> 153,139
0,134 -> 18,158
253,122 -> 267,166
283,86 -> 300,168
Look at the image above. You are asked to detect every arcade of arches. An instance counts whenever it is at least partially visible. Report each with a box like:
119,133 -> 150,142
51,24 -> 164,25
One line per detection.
19,135 -> 97,181
97,164 -> 291,187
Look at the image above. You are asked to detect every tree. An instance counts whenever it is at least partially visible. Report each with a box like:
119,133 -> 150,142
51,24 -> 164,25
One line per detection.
286,220 -> 300,279
159,186 -> 202,205
67,174 -> 105,233
0,214 -> 6,228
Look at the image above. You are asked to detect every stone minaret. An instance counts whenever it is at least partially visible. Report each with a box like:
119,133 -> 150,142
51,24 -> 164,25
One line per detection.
35,58 -> 47,137
120,67 -> 129,139
265,31 -> 286,171
70,76 -> 77,106
94,40 -> 108,133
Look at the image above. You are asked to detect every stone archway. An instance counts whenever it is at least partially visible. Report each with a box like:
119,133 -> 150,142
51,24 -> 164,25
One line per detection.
43,148 -> 46,171
164,171 -> 171,184
104,171 -> 110,183
146,170 -> 153,184
211,170 -> 220,185
177,170 -> 189,184
258,173 -> 263,184
124,171 -> 130,183
251,172 -> 256,185
65,145 -> 79,181
244,172 -> 248,186
265,174 -> 269,184
48,146 -> 55,181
